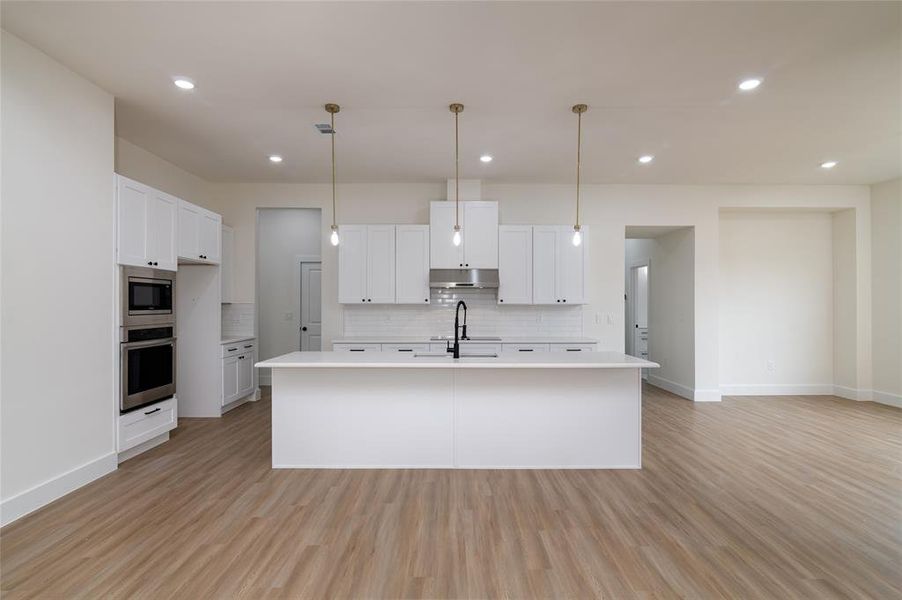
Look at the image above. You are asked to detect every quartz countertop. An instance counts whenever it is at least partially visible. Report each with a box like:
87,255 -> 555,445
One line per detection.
331,336 -> 599,344
257,351 -> 657,370
221,335 -> 256,345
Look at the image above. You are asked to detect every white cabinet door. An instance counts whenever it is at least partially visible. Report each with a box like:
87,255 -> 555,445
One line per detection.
178,202 -> 201,260
147,191 -> 178,271
462,201 -> 498,268
221,225 -> 233,302
237,352 -> 253,397
498,226 -> 532,304
557,225 -> 586,304
222,356 -> 238,405
338,225 -> 367,304
532,226 -> 558,304
366,225 -> 396,303
396,225 -> 430,304
199,212 -> 221,263
117,176 -> 150,268
429,202 -> 464,268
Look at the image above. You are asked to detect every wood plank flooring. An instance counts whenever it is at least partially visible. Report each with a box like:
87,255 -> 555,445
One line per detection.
2,385 -> 900,599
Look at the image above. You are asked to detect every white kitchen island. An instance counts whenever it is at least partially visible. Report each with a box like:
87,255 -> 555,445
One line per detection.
257,351 -> 659,469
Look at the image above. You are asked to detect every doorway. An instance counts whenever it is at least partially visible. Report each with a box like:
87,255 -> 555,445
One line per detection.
299,261 -> 322,351
627,263 -> 649,378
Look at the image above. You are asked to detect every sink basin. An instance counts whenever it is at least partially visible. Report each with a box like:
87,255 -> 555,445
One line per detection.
413,353 -> 499,358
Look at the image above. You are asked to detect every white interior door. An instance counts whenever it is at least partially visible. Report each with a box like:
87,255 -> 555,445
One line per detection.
300,262 -> 322,351
629,264 -> 649,378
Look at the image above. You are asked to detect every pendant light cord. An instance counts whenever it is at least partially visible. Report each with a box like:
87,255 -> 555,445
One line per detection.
331,111 -> 337,229
455,108 -> 460,228
576,108 -> 581,229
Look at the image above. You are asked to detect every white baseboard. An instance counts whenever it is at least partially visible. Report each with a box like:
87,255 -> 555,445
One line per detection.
720,383 -> 834,396
872,389 -> 902,408
646,374 -> 695,401
832,385 -> 872,401
118,433 -> 169,463
693,388 -> 723,402
1,452 -> 117,527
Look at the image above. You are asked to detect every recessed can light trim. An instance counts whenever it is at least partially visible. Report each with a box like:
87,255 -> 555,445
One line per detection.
480,155 -> 493,163
738,78 -> 762,91
638,155 -> 654,164
173,77 -> 195,90
268,155 -> 283,163
820,160 -> 838,169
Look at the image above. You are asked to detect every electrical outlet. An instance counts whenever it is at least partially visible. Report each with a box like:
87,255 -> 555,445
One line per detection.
766,360 -> 776,373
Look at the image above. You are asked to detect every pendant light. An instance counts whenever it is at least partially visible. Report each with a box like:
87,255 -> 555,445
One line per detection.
326,103 -> 341,246
571,103 -> 587,246
450,103 -> 464,246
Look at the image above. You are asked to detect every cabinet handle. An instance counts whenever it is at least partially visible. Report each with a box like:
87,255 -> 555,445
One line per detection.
518,349 -> 533,352
227,347 -> 237,352
238,356 -> 245,360
556,299 -> 561,303
499,299 -> 504,302
465,263 -> 469,267
398,349 -> 413,352
244,345 -> 253,348
563,299 -> 567,303
566,348 -> 581,352
361,299 -> 365,302
144,407 -> 161,415
350,349 -> 365,352
459,263 -> 463,267
147,261 -> 153,266
367,299 -> 372,302
424,298 -> 428,302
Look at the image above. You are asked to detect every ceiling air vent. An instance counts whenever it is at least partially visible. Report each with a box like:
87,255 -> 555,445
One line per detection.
315,123 -> 335,134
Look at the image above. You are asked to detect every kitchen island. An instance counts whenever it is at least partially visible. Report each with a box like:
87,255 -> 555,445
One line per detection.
256,351 -> 659,469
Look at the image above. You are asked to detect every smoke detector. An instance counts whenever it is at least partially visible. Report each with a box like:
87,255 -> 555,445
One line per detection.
315,123 -> 335,134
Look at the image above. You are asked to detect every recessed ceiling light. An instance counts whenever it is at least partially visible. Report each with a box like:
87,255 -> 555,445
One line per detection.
173,77 -> 195,90
480,155 -> 493,163
268,155 -> 283,163
820,160 -> 838,169
638,155 -> 654,164
738,78 -> 762,91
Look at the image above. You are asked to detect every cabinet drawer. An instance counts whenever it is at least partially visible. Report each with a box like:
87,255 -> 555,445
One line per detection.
119,398 -> 177,452
221,340 -> 255,357
502,343 -> 550,353
382,343 -> 430,353
332,343 -> 382,352
549,344 -> 596,353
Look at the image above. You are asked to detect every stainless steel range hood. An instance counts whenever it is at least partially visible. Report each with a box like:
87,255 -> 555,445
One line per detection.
429,269 -> 499,289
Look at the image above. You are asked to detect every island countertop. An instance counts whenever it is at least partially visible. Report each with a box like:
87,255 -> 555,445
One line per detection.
257,350 -> 659,370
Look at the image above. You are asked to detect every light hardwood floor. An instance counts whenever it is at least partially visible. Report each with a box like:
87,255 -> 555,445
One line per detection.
2,385 -> 900,599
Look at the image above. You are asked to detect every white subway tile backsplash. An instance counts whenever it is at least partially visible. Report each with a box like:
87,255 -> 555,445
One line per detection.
343,289 -> 582,337
222,302 -> 255,337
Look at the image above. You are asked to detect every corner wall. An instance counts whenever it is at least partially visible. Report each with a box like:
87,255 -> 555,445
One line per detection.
870,177 -> 902,407
1,31 -> 117,525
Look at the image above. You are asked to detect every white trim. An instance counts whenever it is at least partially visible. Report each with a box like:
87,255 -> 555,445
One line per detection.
1,453 -> 117,527
720,383 -> 834,396
118,432 -> 169,463
872,389 -> 902,408
693,388 -> 723,402
647,374 -> 694,401
833,385 -> 870,401
274,464 -> 641,470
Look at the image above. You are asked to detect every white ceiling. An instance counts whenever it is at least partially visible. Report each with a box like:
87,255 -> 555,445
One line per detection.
2,1 -> 900,184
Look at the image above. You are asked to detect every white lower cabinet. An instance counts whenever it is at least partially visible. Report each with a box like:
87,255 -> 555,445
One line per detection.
118,397 -> 177,452
549,344 -> 595,353
382,343 -> 430,353
502,343 -> 550,353
221,339 -> 256,407
332,343 -> 382,352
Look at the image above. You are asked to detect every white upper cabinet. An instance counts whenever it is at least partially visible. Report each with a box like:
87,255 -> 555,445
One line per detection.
498,226 -> 532,304
338,225 -> 396,304
116,175 -> 177,271
396,225 -> 431,304
429,202 -> 464,268
462,201 -> 499,268
429,201 -> 498,269
366,225 -> 396,303
532,226 -> 586,305
178,200 -> 221,264
338,225 -> 367,304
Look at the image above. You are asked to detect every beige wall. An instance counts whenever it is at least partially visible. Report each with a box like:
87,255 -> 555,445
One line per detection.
1,31 -> 116,524
870,177 -> 901,405
115,137 -> 216,211
208,181 -> 872,401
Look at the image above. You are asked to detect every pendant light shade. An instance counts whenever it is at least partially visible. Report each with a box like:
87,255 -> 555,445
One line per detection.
326,103 -> 341,246
450,103 -> 464,246
571,104 -> 587,247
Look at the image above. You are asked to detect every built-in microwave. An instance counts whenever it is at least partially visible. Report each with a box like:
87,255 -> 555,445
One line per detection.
122,266 -> 175,327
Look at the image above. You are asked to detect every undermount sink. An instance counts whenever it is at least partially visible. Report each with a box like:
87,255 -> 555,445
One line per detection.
413,353 -> 499,359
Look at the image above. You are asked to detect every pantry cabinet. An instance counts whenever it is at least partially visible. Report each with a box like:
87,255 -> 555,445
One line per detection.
116,175 -> 178,271
338,225 -> 396,304
498,225 -> 533,304
532,225 -> 586,305
429,201 -> 498,269
178,201 -> 221,264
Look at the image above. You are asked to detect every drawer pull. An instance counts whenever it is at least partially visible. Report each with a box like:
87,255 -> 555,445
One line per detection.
350,349 -> 365,352
518,349 -> 534,352
398,349 -> 413,352
566,348 -> 581,352
144,407 -> 161,415
243,345 -> 253,349
227,347 -> 237,352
